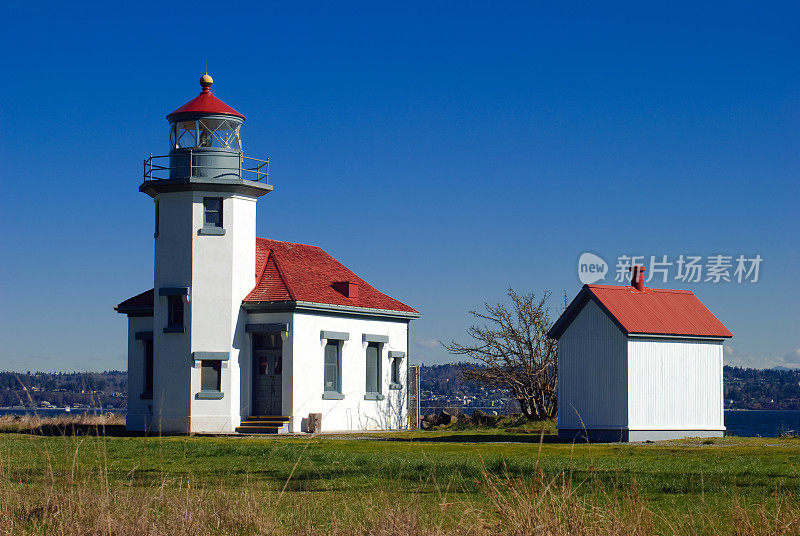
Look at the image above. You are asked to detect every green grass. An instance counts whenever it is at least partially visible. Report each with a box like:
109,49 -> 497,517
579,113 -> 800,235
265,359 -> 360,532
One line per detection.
1,427 -> 799,533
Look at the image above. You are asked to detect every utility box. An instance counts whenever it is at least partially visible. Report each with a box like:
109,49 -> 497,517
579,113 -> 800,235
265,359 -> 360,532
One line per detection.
307,413 -> 322,433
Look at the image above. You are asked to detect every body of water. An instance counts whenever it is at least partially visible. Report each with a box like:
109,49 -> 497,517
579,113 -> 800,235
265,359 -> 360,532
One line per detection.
723,410 -> 800,437
1,408 -> 799,437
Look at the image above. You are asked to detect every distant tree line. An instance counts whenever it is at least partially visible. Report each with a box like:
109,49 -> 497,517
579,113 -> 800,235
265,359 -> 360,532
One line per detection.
418,364 -> 800,412
724,366 -> 800,410
0,371 -> 126,409
2,365 -> 798,411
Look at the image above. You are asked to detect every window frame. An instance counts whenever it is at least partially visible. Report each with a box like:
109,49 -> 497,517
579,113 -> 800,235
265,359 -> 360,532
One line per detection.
142,339 -> 154,398
365,342 -> 382,396
154,200 -> 159,238
166,294 -> 184,331
323,340 -> 343,398
199,360 -> 223,398
203,197 -> 223,229
390,354 -> 403,390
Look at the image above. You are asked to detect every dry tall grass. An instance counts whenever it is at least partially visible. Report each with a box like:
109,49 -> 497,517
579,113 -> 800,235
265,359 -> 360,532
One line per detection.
1,419 -> 798,535
0,413 -> 125,434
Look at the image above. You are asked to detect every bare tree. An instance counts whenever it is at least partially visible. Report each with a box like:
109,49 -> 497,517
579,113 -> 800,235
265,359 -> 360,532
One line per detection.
444,289 -> 559,421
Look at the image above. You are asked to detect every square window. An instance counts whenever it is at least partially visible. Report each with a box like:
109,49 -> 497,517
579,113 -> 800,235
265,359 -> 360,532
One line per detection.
203,197 -> 223,228
201,360 -> 221,392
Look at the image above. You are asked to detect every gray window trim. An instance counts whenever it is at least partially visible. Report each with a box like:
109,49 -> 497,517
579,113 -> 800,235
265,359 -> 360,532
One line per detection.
159,287 -> 190,296
362,334 -> 389,344
322,392 -> 345,400
198,227 -> 226,236
246,323 -> 289,333
154,200 -> 159,238
134,331 -> 154,340
364,393 -> 385,401
192,351 -> 230,361
321,330 -> 349,341
389,382 -> 403,390
388,351 -> 406,359
196,391 -> 224,400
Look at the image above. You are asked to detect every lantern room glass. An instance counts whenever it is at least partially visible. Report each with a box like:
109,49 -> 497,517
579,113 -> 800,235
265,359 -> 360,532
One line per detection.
170,119 -> 242,150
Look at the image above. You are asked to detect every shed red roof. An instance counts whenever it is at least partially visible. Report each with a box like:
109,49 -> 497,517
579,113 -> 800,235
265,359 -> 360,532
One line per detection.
116,239 -> 417,315
167,86 -> 245,121
548,284 -> 732,339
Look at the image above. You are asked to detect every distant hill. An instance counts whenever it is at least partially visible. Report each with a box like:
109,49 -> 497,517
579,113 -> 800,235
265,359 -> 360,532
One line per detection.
2,364 -> 799,411
0,371 -> 126,410
418,363 -> 800,412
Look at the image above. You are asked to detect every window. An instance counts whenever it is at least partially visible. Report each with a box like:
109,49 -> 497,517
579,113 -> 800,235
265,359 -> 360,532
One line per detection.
167,295 -> 184,330
365,343 -> 381,394
154,200 -> 159,238
201,360 -> 221,392
390,357 -> 402,389
203,197 -> 223,228
143,339 -> 153,397
324,341 -> 341,394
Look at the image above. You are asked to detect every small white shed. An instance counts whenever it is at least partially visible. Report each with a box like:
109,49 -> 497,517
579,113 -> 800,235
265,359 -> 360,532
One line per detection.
548,266 -> 732,442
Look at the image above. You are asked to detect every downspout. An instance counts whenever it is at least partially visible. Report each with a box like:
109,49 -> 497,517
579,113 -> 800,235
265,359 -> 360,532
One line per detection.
406,319 -> 411,430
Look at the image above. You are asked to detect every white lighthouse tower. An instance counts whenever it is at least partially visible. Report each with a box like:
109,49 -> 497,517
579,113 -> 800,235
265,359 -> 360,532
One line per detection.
140,75 -> 271,433
118,75 -> 418,435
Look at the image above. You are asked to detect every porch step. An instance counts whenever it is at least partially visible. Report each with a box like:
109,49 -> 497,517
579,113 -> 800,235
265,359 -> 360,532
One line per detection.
236,415 -> 290,434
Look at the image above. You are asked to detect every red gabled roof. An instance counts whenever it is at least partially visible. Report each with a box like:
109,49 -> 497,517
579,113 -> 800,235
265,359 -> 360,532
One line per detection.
167,86 -> 245,121
245,238 -> 418,314
116,239 -> 417,316
548,284 -> 732,339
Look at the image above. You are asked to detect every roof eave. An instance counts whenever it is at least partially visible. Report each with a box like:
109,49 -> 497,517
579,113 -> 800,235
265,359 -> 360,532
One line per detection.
242,300 -> 420,320
114,305 -> 154,317
626,332 -> 732,340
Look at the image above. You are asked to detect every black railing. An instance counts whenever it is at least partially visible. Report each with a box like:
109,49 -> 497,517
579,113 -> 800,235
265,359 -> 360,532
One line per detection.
143,150 -> 269,183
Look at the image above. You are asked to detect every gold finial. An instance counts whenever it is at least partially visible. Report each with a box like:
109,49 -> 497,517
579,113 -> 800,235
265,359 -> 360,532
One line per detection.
200,74 -> 214,88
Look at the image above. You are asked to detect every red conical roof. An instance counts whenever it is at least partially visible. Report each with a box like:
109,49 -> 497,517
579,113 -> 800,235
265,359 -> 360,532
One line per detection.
167,75 -> 245,121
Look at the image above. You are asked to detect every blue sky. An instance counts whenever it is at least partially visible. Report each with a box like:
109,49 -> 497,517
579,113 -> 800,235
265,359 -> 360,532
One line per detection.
1,1 -> 798,371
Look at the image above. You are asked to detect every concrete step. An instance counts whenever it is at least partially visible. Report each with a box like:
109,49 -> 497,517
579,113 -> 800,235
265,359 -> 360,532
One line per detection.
236,425 -> 281,434
237,416 -> 290,434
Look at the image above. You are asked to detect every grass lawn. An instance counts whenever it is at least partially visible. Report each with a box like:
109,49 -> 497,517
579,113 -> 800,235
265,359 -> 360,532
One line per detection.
1,421 -> 799,534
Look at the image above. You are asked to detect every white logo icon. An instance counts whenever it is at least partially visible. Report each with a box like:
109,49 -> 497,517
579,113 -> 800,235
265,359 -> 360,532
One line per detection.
578,252 -> 608,284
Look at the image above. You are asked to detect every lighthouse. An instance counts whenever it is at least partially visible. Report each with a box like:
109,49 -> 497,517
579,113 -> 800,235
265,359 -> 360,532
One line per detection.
140,75 -> 272,433
117,75 -> 418,435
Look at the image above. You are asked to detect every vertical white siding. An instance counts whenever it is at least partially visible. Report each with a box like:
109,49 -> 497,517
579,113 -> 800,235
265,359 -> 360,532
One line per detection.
627,338 -> 724,430
558,299 -> 627,430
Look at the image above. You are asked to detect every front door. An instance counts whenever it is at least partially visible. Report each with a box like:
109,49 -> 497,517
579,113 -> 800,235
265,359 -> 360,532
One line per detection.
252,334 -> 282,416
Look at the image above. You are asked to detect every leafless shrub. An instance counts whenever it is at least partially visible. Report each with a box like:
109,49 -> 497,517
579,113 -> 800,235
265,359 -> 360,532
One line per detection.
444,289 -> 561,421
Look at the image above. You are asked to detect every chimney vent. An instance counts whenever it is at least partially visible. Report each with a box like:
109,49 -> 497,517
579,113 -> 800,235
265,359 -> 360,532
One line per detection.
333,281 -> 359,299
629,265 -> 646,291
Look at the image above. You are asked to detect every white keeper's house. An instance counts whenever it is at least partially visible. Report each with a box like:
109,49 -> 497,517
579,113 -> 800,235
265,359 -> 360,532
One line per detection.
115,75 -> 419,434
548,266 -> 732,442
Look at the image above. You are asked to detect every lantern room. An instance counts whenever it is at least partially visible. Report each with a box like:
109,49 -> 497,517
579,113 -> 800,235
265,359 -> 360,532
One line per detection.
141,74 -> 269,185
167,74 -> 245,151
